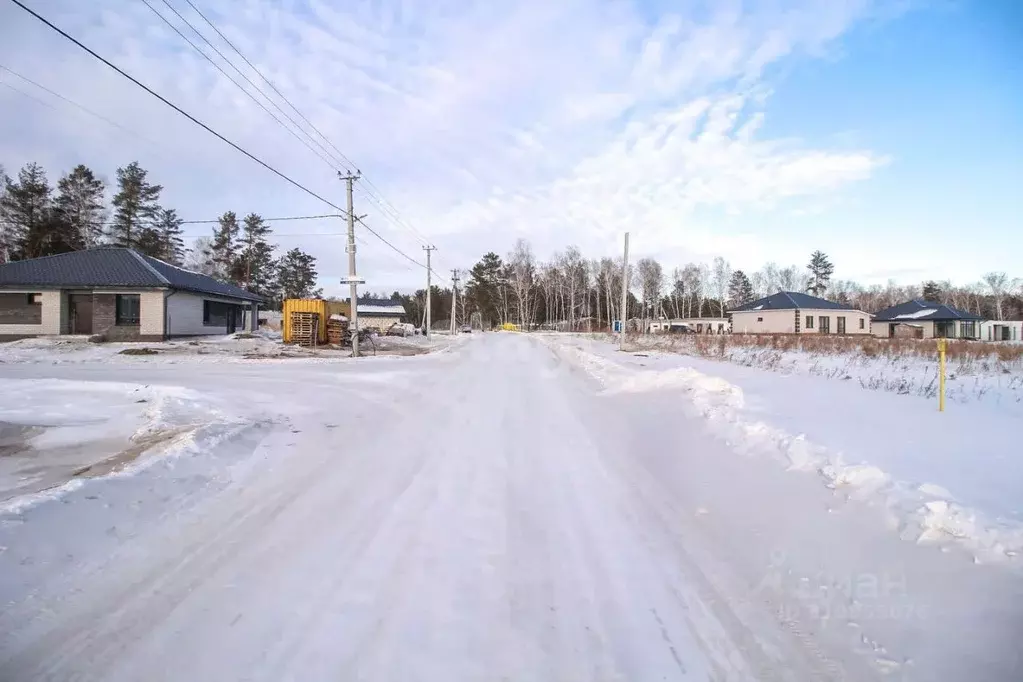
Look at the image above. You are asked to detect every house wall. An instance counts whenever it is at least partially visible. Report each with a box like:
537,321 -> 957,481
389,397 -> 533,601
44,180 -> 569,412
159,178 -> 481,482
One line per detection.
0,291 -> 62,337
733,309 -> 871,335
872,320 -> 987,340
166,291 -> 248,336
358,314 -> 402,331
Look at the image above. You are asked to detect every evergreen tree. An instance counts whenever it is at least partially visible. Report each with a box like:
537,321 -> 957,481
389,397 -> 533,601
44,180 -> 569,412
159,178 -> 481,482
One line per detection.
210,211 -> 240,281
155,208 -> 185,264
921,280 -> 942,301
1,163 -> 53,260
276,247 -> 321,300
0,164 -> 8,262
238,213 -> 274,290
54,164 -> 106,249
464,252 -> 505,326
110,161 -> 162,249
806,250 -> 834,296
727,269 -> 755,307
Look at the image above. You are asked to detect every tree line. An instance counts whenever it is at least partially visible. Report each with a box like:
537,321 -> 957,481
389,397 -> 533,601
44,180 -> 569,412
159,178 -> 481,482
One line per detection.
0,161 -> 321,308
393,241 -> 1022,330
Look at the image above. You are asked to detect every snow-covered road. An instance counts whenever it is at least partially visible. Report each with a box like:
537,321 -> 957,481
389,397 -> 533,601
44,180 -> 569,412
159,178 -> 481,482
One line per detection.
1,334 -> 1020,680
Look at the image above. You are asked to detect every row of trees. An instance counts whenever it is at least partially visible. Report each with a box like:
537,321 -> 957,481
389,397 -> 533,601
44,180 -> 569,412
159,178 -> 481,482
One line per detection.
1,161 -> 322,309
402,242 -> 1022,330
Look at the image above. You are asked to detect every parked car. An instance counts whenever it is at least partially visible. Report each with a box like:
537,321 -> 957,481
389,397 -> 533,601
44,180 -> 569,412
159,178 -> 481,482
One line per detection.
387,323 -> 415,337
460,325 -> 472,333
667,323 -> 694,334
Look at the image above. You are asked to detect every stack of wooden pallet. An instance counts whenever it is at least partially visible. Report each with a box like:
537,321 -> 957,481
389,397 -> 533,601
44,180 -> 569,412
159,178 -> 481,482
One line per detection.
290,311 -> 320,347
326,319 -> 347,345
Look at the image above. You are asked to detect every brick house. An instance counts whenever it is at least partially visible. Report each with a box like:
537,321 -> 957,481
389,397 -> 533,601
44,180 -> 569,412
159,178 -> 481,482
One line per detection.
871,300 -> 983,339
730,291 -> 872,335
0,248 -> 262,341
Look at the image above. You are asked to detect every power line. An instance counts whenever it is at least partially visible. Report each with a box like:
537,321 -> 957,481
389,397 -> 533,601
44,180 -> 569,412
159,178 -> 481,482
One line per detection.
144,0 -> 348,174
6,0 -> 349,217
178,1 -> 440,259
0,64 -> 165,149
180,0 -> 359,174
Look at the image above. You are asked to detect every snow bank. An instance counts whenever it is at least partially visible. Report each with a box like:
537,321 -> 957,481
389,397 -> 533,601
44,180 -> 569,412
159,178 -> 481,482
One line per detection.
540,335 -> 1023,564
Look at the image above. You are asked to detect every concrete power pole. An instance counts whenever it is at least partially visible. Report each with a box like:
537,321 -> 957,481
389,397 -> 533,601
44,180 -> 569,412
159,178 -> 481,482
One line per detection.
423,245 -> 435,337
449,269 -> 460,335
342,171 -> 361,356
619,232 -> 630,352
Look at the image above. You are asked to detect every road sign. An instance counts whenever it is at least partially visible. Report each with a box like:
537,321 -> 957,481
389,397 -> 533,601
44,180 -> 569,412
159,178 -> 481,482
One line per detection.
613,320 -> 622,333
339,276 -> 366,284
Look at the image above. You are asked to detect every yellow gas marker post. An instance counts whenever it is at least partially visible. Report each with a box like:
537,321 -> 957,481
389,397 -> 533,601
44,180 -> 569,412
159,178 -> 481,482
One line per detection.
937,338 -> 947,412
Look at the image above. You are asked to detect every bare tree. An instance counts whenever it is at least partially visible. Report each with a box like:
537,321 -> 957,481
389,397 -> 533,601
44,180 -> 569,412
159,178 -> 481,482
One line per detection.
507,238 -> 535,328
983,272 -> 1010,320
681,264 -> 702,317
636,257 -> 664,326
711,257 -> 731,317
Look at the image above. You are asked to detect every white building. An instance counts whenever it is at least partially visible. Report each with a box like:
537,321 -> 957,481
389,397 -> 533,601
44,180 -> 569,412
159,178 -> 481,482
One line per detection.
730,292 -> 871,335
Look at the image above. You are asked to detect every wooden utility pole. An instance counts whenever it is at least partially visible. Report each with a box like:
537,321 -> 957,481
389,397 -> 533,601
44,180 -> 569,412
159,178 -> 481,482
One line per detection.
341,171 -> 361,356
423,245 -> 435,336
619,232 -> 629,351
450,269 -> 460,334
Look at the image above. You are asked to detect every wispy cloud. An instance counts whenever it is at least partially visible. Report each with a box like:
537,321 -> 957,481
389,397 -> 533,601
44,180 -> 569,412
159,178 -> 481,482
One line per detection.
0,0 -> 891,292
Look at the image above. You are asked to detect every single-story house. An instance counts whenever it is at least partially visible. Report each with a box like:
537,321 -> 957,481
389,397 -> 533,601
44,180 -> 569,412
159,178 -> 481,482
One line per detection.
979,320 -> 1022,342
648,317 -> 731,334
871,300 -> 982,339
350,297 -> 406,331
730,291 -> 871,335
0,247 -> 261,341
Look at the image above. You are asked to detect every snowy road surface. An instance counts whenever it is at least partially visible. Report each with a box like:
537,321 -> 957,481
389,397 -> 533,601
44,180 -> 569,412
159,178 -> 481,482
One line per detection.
1,334 -> 1020,680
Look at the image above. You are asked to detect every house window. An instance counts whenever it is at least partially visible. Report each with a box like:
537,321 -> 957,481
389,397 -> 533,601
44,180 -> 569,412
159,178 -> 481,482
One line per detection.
819,316 -> 830,334
697,323 -> 704,333
806,315 -> 814,329
756,317 -> 763,323
837,316 -> 846,334
859,318 -> 865,330
935,321 -> 955,338
961,320 -> 977,339
115,294 -> 140,325
203,301 -> 234,327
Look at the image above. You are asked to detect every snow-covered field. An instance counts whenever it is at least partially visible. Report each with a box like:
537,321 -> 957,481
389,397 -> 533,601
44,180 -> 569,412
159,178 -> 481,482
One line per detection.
626,333 -> 1023,415
0,332 -> 1020,680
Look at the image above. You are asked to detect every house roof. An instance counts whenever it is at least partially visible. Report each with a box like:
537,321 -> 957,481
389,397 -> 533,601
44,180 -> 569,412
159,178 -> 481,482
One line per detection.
872,300 -> 983,322
352,297 -> 405,315
731,291 -> 855,312
0,248 -> 262,302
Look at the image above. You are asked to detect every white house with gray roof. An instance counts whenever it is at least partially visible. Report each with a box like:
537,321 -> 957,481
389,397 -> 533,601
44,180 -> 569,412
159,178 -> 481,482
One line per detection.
0,248 -> 261,341
730,291 -> 872,335
871,300 -> 983,339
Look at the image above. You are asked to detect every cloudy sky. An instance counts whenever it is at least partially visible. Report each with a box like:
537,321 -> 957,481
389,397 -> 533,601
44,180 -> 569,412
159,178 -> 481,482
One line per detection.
0,0 -> 1020,295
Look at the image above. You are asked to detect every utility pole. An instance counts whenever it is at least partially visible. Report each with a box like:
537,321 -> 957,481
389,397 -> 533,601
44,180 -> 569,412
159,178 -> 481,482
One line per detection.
450,269 -> 460,335
423,245 -> 435,337
619,232 -> 629,351
341,171 -> 361,356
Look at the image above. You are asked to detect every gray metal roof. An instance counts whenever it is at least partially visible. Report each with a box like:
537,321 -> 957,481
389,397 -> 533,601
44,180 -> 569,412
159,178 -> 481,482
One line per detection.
872,300 -> 983,322
731,291 -> 855,312
0,248 -> 262,302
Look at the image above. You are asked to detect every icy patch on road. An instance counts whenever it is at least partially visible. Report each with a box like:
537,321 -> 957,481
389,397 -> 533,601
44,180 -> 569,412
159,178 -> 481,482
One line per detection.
541,336 -> 1023,564
0,378 -> 257,514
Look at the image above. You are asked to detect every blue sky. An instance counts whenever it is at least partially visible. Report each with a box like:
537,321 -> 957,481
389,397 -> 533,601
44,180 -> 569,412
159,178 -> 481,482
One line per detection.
0,0 -> 1019,294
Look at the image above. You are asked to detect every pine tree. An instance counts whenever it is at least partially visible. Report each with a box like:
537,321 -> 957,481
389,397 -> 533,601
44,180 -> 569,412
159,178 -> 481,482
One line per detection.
110,161 -> 162,249
806,250 -> 834,296
464,252 -> 505,325
54,164 -> 106,249
276,247 -> 321,300
155,208 -> 185,264
210,211 -> 240,281
238,213 -> 274,290
1,163 -> 53,260
728,269 -> 755,307
922,280 -> 942,301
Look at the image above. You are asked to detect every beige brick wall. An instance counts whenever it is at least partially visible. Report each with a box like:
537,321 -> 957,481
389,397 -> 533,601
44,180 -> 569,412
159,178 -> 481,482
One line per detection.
0,291 -> 61,335
141,291 -> 165,337
734,308 -> 872,335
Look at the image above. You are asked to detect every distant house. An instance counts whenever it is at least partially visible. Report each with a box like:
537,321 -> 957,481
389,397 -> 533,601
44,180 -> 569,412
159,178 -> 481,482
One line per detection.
648,318 -> 731,334
351,297 -> 406,331
871,300 -> 983,339
980,320 -> 1022,342
0,248 -> 261,341
730,291 -> 871,335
